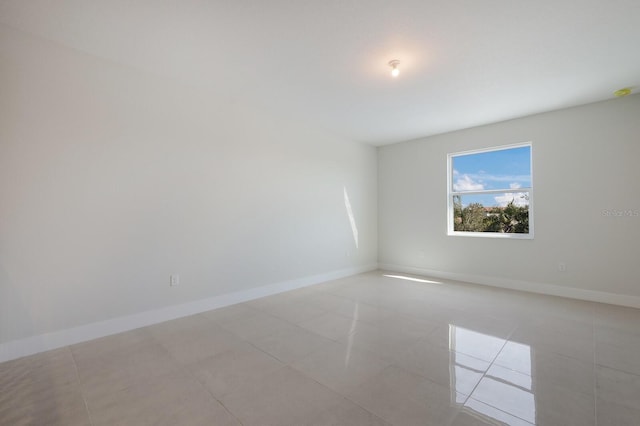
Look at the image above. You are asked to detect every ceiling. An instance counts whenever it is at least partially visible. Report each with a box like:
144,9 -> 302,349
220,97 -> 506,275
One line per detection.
1,0 -> 639,145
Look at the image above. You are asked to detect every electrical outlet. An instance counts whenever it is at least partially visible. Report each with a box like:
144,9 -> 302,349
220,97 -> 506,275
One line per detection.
558,263 -> 566,272
170,274 -> 180,286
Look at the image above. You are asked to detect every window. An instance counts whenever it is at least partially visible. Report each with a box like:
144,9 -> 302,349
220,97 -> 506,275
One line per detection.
447,143 -> 533,238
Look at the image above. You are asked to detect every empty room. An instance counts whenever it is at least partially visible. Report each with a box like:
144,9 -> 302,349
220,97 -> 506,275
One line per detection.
1,1 -> 639,425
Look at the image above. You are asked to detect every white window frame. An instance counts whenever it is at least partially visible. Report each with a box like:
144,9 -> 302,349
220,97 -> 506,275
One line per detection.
447,142 -> 534,239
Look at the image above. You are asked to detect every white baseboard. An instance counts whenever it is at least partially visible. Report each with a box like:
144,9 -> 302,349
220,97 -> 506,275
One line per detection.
379,263 -> 640,310
0,264 -> 377,363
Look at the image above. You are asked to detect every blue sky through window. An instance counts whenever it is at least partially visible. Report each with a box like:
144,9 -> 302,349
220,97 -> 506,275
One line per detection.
452,145 -> 531,207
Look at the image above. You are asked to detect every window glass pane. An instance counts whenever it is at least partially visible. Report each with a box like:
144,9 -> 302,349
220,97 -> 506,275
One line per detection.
453,192 -> 530,233
452,146 -> 531,192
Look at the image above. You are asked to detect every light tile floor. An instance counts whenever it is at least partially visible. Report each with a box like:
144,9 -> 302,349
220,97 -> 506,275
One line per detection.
2,270 -> 640,425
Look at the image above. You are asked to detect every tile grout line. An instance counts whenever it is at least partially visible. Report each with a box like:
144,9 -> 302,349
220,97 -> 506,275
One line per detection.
68,345 -> 96,426
295,366 -> 394,426
193,373 -> 246,426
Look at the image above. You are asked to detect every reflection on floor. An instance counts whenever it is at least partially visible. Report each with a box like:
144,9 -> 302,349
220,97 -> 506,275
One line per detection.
2,270 -> 640,425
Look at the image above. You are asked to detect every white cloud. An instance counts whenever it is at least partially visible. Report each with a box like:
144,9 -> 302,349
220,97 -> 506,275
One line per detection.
509,182 -> 522,189
494,192 -> 529,207
453,174 -> 484,191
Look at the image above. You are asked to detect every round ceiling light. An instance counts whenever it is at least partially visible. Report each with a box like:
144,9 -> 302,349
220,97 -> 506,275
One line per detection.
388,60 -> 400,78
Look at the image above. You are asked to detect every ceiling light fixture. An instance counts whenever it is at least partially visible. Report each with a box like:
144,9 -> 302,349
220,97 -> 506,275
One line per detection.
614,87 -> 632,97
388,60 -> 400,78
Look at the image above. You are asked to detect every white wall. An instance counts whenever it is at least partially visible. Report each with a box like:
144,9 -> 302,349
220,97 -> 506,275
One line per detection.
379,95 -> 640,304
0,24 -> 377,348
